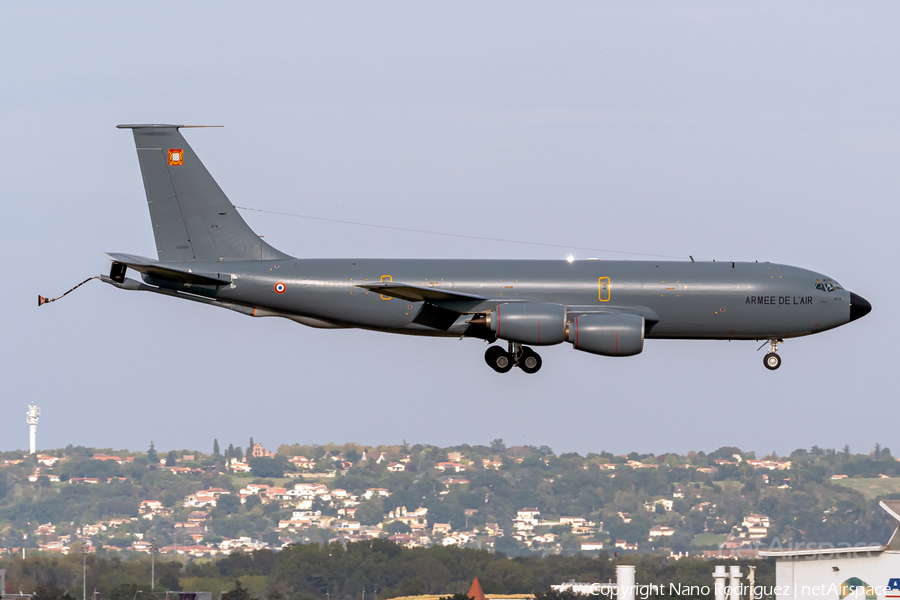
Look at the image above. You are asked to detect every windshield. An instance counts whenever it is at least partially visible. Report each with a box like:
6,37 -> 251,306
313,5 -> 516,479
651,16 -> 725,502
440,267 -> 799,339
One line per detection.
815,280 -> 844,292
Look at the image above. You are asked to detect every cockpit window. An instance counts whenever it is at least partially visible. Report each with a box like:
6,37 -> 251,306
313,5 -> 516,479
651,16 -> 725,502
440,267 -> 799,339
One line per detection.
816,281 -> 844,292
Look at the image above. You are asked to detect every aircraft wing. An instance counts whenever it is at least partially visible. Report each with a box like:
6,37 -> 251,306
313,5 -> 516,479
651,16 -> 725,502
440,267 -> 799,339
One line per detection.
107,253 -> 232,286
355,282 -> 487,304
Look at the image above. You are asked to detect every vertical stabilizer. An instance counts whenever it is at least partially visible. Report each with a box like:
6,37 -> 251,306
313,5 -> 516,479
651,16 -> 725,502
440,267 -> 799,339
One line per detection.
117,124 -> 290,263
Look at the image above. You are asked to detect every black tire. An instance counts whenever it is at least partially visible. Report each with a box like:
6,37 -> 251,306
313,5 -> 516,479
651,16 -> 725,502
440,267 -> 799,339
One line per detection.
485,346 -> 513,373
763,352 -> 782,371
519,349 -> 542,374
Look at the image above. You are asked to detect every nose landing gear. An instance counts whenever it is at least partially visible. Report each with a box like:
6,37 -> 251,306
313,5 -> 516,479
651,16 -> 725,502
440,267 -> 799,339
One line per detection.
484,342 -> 543,374
760,339 -> 783,370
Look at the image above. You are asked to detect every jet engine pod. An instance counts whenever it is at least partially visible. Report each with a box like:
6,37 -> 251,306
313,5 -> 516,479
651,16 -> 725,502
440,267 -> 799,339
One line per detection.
489,302 -> 567,345
567,313 -> 645,356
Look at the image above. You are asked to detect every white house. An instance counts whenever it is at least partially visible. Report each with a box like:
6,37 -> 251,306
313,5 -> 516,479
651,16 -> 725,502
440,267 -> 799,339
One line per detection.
515,508 -> 541,531
435,462 -> 467,473
364,488 -> 391,500
649,525 -> 676,540
644,499 -> 674,512
741,514 -> 771,539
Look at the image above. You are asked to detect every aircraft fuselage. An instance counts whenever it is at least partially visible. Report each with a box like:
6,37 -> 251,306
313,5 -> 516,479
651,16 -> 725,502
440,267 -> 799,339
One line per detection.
137,258 -> 859,341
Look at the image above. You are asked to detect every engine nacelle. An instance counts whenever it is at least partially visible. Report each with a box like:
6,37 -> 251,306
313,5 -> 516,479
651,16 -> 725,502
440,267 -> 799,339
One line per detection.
567,313 -> 644,356
488,302 -> 567,345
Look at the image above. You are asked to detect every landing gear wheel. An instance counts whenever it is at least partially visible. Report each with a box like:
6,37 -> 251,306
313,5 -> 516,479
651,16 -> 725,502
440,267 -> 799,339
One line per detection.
485,346 -> 513,373
518,347 -> 542,374
764,352 -> 782,371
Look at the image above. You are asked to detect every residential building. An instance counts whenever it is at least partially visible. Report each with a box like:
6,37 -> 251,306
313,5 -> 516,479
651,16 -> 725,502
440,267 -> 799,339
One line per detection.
644,498 -> 674,512
432,523 -> 452,535
289,456 -> 316,469
615,539 -> 638,551
363,488 -> 391,500
389,506 -> 428,530
649,525 -> 676,540
741,514 -> 771,539
435,462 -> 467,473
514,508 -> 541,531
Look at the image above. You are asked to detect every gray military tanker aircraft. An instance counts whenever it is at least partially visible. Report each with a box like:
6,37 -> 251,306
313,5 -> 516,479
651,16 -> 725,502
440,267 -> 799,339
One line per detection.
75,125 -> 873,373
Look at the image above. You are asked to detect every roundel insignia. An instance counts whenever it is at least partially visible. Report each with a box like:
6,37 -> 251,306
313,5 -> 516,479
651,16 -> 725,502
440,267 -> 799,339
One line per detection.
274,282 -> 286,294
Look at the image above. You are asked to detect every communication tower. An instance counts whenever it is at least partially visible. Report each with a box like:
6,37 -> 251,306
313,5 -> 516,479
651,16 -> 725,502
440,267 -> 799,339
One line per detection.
26,405 -> 40,455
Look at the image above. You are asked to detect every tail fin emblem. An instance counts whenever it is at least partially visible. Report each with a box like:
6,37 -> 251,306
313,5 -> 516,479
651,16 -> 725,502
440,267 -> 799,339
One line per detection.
167,148 -> 184,166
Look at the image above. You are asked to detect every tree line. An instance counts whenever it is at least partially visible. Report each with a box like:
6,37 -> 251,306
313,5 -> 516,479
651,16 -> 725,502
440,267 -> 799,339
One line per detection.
0,541 -> 775,600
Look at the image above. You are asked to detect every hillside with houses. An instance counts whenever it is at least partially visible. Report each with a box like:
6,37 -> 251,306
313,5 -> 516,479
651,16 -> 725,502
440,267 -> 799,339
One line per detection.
0,440 -> 897,559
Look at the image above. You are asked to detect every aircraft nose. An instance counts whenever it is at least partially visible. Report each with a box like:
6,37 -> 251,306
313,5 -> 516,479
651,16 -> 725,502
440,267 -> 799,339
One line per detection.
849,292 -> 872,322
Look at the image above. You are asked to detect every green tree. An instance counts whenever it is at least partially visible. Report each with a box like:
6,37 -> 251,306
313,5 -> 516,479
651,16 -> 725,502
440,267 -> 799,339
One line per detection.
385,520 -> 411,534
249,456 -> 286,478
165,451 -> 178,467
216,494 -> 242,515
355,497 -> 385,526
32,585 -> 75,600
222,579 -> 253,600
148,441 -> 158,463
106,584 -> 141,600
214,439 -> 220,456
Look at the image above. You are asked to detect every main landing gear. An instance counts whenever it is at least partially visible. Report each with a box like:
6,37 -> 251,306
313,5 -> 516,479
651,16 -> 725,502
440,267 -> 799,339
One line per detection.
760,339 -> 783,371
485,342 -> 542,374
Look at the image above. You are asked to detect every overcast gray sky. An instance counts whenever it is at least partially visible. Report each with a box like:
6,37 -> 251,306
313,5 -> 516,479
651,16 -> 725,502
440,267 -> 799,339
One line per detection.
1,2 -> 896,457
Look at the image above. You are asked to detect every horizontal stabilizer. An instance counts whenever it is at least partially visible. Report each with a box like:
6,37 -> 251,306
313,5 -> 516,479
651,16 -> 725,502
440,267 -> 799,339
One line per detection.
355,282 -> 486,304
107,253 -> 231,286
116,124 -> 223,129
